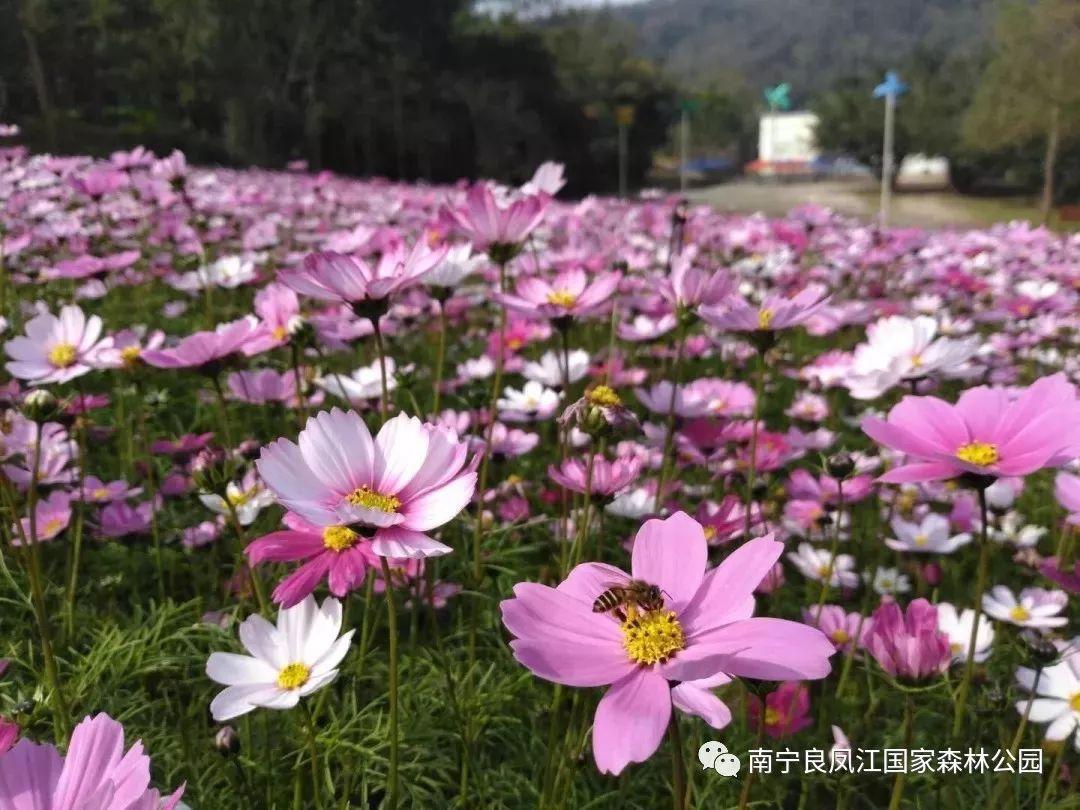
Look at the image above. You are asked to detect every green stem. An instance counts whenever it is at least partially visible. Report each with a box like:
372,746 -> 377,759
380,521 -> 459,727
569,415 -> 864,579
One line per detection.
950,485 -> 990,738
63,416 -> 90,635
654,316 -> 688,512
744,352 -> 766,536
432,302 -> 447,415
1040,740 -> 1067,805
669,716 -> 687,810
300,701 -> 322,808
290,341 -> 309,425
210,373 -> 234,449
888,696 -> 914,810
23,422 -> 71,738
372,319 -> 389,424
380,557 -> 400,810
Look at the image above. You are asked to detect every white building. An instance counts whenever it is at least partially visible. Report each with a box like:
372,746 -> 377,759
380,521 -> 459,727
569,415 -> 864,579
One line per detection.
897,153 -> 950,190
758,111 -> 820,165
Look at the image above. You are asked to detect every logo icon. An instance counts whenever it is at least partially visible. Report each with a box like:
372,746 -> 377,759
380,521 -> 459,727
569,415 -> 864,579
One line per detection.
698,741 -> 741,777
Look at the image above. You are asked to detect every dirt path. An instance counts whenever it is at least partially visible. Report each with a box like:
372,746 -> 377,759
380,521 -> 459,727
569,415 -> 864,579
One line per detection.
687,179 -> 1041,229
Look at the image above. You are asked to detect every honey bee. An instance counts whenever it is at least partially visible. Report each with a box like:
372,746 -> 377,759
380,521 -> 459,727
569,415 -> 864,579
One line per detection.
592,580 -> 665,620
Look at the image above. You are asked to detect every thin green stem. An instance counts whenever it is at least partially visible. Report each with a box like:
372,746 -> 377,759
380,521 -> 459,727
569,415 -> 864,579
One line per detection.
655,316 -> 688,512
372,319 -> 389,424
951,485 -> 990,738
888,696 -> 914,810
300,701 -> 322,808
432,302 -> 447,415
210,373 -> 234,449
380,556 -> 400,810
669,716 -> 687,810
744,352 -> 766,536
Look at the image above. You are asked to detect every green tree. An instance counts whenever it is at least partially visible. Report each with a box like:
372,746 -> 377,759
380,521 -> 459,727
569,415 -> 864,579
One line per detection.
963,0 -> 1080,222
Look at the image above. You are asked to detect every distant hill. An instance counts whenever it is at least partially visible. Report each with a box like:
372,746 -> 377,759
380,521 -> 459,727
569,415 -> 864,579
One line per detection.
607,0 -> 992,99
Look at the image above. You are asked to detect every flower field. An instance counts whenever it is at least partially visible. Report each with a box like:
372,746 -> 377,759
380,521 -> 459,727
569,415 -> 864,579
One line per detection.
0,141 -> 1078,809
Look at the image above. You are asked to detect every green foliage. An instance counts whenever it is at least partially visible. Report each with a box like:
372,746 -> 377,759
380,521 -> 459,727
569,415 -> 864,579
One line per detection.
0,0 -> 677,193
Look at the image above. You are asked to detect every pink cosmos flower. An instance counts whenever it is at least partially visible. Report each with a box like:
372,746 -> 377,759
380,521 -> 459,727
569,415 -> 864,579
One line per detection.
68,167 -> 129,199
801,605 -> 871,652
496,268 -> 621,323
0,712 -> 185,809
661,257 -> 734,309
141,316 -> 259,370
547,454 -> 642,498
700,285 -> 831,333
256,409 -> 477,558
0,719 -> 16,755
1054,471 -> 1080,524
97,500 -> 154,539
247,511 -> 381,607
15,490 -> 72,545
78,476 -> 143,503
747,681 -> 812,739
442,182 -> 549,253
864,599 -> 951,681
695,496 -> 761,544
500,512 -> 834,774
242,282 -> 302,355
5,305 -> 113,385
862,373 -> 1080,484
279,240 -> 447,314
94,329 -> 166,370
227,369 -> 316,407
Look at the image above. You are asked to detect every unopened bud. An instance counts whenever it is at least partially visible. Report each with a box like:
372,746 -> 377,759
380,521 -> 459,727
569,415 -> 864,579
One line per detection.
214,725 -> 240,755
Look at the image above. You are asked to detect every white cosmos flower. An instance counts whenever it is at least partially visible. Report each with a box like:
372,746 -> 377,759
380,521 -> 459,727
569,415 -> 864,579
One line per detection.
867,566 -> 911,596
207,595 -> 354,721
496,380 -> 560,422
172,255 -> 258,292
989,511 -> 1046,548
983,586 -> 1069,629
936,603 -> 994,663
845,315 -> 979,400
425,244 -> 485,288
1013,643 -> 1080,748
199,471 -> 275,526
315,357 -> 398,403
522,349 -> 589,388
605,486 -> 657,519
457,355 -> 495,381
886,513 -> 971,554
787,543 -> 858,588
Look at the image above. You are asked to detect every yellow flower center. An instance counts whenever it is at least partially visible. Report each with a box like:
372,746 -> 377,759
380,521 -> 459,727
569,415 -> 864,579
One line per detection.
48,343 -> 78,368
758,308 -> 775,329
272,325 -> 288,340
956,441 -> 998,467
120,346 -> 141,366
346,486 -> 401,513
1009,606 -> 1030,622
587,385 -> 622,407
506,337 -> 524,350
830,629 -> 851,645
322,525 -> 359,552
702,525 -> 717,541
227,489 -> 254,507
1070,692 -> 1080,712
950,641 -> 963,654
42,518 -> 64,536
505,474 -> 523,486
276,662 -> 311,690
764,707 -> 781,726
914,533 -> 929,547
621,609 -> 685,666
817,563 -> 834,579
93,487 -> 110,500
546,289 -> 578,308
910,353 -> 924,368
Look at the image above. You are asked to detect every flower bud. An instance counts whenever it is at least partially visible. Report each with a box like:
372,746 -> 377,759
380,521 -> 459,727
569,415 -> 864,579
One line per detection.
21,390 -> 61,424
214,725 -> 240,755
826,452 -> 855,480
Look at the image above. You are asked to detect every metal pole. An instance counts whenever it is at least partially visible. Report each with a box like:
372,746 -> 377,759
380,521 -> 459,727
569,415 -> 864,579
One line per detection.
618,123 -> 628,198
879,93 -> 895,227
679,107 -> 689,193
